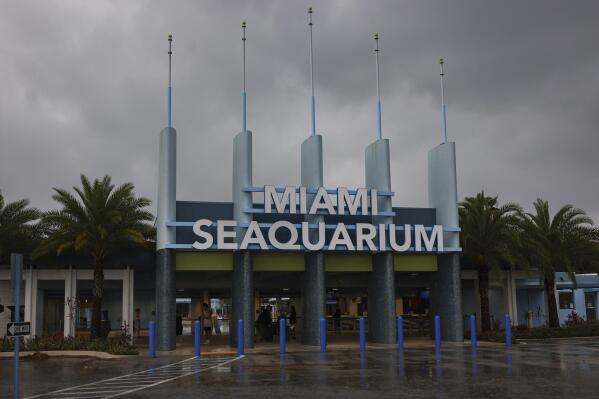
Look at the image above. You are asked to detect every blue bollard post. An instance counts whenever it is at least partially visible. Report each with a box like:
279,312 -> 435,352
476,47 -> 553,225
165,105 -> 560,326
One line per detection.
397,316 -> 404,353
279,318 -> 286,354
470,314 -> 477,350
359,317 -> 365,352
238,319 -> 244,355
149,320 -> 156,358
320,318 -> 327,353
194,320 -> 201,357
434,315 -> 441,352
12,254 -> 22,399
504,314 -> 512,349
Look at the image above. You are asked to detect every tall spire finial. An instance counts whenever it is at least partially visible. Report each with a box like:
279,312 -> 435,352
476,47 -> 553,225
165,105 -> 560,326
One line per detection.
167,34 -> 173,128
308,7 -> 316,137
242,22 -> 247,132
374,33 -> 382,140
440,58 -> 448,143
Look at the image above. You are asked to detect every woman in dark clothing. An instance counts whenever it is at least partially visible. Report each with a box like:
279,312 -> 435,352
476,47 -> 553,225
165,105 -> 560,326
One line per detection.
258,307 -> 273,341
333,307 -> 342,334
176,314 -> 183,336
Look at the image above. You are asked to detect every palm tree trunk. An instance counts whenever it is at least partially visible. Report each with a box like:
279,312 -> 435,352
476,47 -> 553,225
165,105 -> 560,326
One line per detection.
478,265 -> 491,331
544,277 -> 560,328
91,259 -> 104,338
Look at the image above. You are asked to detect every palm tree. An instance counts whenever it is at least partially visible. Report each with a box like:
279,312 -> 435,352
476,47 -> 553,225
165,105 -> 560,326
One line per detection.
459,191 -> 522,331
39,175 -> 153,338
519,199 -> 599,328
0,190 -> 41,263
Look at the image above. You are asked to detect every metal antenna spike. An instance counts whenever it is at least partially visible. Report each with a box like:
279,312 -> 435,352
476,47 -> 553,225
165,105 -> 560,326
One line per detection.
374,34 -> 382,140
242,22 -> 247,132
440,58 -> 448,143
242,21 -> 246,92
167,34 -> 173,128
308,7 -> 316,137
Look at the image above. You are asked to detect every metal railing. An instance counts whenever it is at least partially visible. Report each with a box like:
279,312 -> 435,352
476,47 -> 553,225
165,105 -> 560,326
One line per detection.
181,314 -> 432,337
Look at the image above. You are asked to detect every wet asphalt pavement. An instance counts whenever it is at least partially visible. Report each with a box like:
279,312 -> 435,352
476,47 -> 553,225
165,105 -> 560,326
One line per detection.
2,338 -> 599,398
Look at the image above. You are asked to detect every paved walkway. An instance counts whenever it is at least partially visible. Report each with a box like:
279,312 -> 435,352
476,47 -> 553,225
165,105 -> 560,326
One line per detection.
24,355 -> 243,399
2,337 -> 599,398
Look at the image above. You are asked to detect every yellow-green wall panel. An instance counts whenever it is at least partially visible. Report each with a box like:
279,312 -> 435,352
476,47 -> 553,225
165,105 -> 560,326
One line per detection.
176,252 -> 233,271
325,254 -> 372,272
175,251 -> 437,272
253,253 -> 304,271
394,255 -> 437,272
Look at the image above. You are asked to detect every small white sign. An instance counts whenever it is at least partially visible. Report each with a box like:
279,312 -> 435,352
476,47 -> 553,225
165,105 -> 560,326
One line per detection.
7,322 -> 30,337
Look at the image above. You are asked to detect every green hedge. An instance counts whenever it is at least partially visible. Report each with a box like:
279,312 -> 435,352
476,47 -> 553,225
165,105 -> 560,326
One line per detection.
513,323 -> 599,339
476,322 -> 599,343
0,335 -> 138,355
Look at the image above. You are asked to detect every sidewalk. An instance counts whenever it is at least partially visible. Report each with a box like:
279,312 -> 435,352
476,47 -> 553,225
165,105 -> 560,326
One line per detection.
135,333 -> 496,356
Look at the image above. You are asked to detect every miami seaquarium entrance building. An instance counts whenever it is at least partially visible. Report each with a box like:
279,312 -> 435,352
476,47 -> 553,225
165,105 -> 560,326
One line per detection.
2,93 -> 597,349
152,109 -> 466,350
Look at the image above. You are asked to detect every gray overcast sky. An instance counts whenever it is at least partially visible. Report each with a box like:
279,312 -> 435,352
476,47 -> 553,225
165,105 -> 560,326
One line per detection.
1,0 -> 598,222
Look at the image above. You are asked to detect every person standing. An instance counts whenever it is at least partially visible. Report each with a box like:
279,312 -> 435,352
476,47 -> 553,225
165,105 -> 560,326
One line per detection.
212,309 -> 221,335
289,305 -> 297,339
202,303 -> 212,345
258,307 -> 273,341
333,307 -> 342,334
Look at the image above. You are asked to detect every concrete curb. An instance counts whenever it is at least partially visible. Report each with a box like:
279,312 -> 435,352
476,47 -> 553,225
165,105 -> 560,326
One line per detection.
0,350 -> 130,359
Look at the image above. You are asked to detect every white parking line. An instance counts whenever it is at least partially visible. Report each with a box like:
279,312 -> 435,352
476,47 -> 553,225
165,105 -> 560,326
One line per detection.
25,355 -> 244,399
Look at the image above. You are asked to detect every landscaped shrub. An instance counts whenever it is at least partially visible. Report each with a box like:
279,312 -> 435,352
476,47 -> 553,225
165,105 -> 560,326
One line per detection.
513,322 -> 599,339
564,311 -> 586,327
476,321 -> 599,342
0,334 -> 138,355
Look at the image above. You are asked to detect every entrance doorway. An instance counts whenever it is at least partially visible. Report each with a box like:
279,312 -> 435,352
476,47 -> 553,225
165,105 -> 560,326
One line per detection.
585,292 -> 597,321
256,291 -> 300,343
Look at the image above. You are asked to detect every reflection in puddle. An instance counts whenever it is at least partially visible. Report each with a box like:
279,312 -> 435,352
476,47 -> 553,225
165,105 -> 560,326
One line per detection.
279,354 -> 287,384
359,353 -> 368,388
471,349 -> 478,379
398,352 -> 406,380
435,351 -> 442,380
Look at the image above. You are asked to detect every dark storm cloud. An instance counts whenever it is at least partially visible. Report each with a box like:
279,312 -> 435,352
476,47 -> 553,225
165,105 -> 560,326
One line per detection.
1,0 -> 598,222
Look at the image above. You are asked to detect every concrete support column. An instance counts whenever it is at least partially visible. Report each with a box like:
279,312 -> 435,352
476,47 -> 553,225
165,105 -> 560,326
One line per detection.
472,272 -> 482,330
156,126 -> 177,351
365,139 -> 396,344
24,267 -> 38,337
301,134 -> 326,346
302,252 -> 325,345
435,254 -> 463,340
254,290 -> 260,318
428,142 -> 463,341
122,267 -> 134,335
156,249 -> 175,350
64,267 -> 77,337
368,252 -> 396,343
505,270 -> 518,326
231,251 -> 254,348
232,130 -> 254,348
